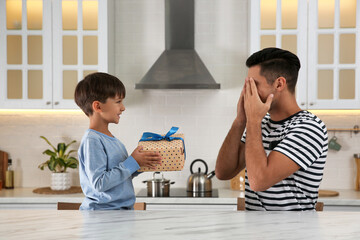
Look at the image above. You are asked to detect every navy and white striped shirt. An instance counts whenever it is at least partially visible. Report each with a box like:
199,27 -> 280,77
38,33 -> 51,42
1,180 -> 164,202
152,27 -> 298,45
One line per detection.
242,111 -> 328,211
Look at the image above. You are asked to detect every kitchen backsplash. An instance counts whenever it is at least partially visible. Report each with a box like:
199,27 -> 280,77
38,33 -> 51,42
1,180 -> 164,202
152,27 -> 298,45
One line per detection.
0,110 -> 360,190
0,0 -> 359,191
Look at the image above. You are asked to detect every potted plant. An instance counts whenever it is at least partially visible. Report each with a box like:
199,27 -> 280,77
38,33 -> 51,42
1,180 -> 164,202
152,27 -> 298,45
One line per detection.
38,136 -> 79,190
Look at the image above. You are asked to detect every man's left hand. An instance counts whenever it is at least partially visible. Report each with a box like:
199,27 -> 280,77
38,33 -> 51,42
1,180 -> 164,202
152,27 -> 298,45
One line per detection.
244,77 -> 273,124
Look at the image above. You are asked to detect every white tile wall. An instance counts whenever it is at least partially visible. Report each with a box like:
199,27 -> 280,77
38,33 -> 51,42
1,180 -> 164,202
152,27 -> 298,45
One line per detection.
0,0 -> 359,191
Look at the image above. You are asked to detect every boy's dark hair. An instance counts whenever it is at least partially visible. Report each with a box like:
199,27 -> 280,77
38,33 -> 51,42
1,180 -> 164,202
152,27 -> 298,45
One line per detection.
74,72 -> 126,116
246,47 -> 301,94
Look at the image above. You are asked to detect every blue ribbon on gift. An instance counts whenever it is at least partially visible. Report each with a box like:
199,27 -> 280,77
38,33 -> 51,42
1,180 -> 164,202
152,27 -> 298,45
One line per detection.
139,126 -> 186,159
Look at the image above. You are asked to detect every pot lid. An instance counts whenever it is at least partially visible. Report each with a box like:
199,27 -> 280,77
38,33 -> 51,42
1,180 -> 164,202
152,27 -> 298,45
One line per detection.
145,172 -> 170,182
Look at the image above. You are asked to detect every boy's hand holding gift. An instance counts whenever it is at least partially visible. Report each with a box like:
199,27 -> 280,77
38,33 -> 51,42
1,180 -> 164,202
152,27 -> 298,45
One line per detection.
131,146 -> 162,170
137,127 -> 185,172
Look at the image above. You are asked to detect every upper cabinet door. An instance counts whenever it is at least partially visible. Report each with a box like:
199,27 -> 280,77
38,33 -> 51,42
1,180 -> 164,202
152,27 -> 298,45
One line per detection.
52,0 -> 108,109
308,0 -> 360,109
250,0 -> 360,109
250,0 -> 308,108
0,0 -> 52,109
0,0 -> 108,109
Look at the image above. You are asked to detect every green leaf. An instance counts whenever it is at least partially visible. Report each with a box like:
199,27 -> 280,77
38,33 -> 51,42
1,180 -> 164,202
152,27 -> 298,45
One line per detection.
38,161 -> 49,170
64,150 -> 77,159
68,163 -> 78,169
42,149 -> 56,157
66,159 -> 78,167
58,143 -> 66,157
64,140 -> 76,153
48,158 -> 56,171
67,156 -> 79,163
40,136 -> 57,152
57,158 -> 65,167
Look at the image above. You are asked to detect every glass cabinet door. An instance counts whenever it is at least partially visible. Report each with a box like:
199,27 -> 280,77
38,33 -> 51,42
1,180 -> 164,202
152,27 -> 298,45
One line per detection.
250,0 -> 308,108
250,0 -> 360,109
52,0 -> 107,109
308,0 -> 359,109
0,0 -> 52,109
0,0 -> 108,109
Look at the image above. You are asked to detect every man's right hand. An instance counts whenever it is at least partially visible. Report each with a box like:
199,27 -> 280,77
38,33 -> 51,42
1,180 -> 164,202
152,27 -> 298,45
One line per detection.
235,79 -> 247,126
131,146 -> 162,169
215,79 -> 247,180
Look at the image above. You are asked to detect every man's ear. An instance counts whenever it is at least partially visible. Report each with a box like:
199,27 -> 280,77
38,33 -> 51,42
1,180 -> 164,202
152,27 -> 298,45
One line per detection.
92,101 -> 102,113
274,77 -> 286,92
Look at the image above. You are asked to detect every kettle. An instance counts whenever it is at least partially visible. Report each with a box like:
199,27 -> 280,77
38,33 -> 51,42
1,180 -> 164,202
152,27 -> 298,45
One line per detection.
187,159 -> 215,192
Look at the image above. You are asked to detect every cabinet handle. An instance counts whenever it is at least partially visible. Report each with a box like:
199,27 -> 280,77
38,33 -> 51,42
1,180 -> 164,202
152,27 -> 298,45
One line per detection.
300,102 -> 305,106
54,102 -> 59,105
309,102 -> 314,106
46,101 -> 51,105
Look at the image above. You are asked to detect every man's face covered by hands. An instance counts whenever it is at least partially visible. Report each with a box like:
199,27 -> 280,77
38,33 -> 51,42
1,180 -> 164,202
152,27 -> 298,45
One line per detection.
246,65 -> 276,110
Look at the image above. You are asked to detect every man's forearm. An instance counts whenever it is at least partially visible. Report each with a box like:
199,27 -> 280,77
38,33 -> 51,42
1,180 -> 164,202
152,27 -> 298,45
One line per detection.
245,121 -> 268,191
215,119 -> 246,180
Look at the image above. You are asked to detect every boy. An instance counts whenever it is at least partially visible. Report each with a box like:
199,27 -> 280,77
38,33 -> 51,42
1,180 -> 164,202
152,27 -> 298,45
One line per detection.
74,72 -> 162,210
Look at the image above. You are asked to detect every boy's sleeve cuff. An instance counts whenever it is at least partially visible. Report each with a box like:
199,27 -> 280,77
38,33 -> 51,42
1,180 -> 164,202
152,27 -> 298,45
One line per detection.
123,156 -> 140,174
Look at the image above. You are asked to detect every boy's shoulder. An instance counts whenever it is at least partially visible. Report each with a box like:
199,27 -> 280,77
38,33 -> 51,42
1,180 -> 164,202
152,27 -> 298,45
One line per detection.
82,129 -> 121,143
81,129 -> 104,143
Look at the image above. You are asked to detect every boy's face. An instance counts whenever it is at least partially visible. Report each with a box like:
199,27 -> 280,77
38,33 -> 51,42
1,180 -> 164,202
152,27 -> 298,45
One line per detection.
99,95 -> 125,124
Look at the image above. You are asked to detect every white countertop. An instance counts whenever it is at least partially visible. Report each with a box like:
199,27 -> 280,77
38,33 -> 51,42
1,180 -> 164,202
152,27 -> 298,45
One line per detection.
1,188 -> 360,206
1,210 -> 360,239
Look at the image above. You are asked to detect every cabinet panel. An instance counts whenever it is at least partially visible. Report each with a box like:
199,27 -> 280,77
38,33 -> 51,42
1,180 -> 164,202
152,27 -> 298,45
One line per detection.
143,204 -> 237,211
52,0 -> 107,109
27,0 -> 42,30
0,0 -> 108,109
308,0 -> 360,109
250,0 -> 308,108
251,0 -> 360,109
0,0 -> 52,109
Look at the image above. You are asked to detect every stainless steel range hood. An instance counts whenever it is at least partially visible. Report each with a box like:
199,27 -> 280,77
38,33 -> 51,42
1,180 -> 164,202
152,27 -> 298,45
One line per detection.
135,0 -> 220,89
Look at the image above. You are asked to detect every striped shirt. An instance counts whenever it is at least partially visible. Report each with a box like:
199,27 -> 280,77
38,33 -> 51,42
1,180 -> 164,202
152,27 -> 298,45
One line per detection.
241,110 -> 328,211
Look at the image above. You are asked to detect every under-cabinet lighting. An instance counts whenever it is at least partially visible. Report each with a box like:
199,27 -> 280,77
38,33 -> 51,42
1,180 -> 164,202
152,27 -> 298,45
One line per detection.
0,109 -> 83,115
309,110 -> 360,115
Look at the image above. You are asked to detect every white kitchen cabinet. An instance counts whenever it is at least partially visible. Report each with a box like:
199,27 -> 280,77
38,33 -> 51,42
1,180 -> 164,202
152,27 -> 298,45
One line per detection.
324,205 -> 360,211
0,202 -> 237,211
145,203 -> 237,211
250,0 -> 360,109
0,203 -> 57,209
0,0 -> 109,109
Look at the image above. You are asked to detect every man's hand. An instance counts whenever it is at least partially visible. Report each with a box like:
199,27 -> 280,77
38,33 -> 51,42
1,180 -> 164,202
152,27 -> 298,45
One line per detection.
244,77 -> 273,124
235,80 -> 247,125
131,146 -> 162,169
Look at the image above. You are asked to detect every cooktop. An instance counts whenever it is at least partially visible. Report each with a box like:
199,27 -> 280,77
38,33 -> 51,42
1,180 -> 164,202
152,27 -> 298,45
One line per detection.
136,188 -> 219,198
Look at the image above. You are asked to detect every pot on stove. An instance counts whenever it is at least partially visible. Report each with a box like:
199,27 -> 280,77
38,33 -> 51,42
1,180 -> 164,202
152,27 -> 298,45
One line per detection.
187,159 -> 215,193
142,172 -> 175,197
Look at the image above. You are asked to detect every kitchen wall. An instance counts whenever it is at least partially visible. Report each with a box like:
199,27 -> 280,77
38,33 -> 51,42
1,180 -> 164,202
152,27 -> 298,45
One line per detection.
0,0 -> 359,191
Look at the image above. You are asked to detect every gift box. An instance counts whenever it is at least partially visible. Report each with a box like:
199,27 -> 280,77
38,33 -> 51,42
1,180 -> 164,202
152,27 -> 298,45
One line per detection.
138,127 -> 185,172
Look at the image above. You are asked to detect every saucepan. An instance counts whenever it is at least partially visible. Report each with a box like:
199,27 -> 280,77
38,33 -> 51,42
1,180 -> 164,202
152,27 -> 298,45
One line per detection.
142,172 -> 175,197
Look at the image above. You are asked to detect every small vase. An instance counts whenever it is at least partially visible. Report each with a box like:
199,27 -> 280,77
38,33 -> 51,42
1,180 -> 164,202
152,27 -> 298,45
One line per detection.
51,172 -> 71,191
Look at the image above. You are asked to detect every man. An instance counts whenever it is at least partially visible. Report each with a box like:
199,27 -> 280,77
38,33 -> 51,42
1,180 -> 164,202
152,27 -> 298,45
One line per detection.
215,48 -> 328,211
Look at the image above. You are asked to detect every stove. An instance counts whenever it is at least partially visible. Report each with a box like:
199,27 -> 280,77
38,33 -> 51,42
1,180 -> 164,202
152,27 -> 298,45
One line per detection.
136,188 -> 219,198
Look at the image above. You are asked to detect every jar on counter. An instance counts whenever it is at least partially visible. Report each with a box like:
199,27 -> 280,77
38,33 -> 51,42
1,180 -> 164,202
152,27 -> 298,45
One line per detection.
230,169 -> 245,191
5,158 -> 14,189
355,154 -> 360,191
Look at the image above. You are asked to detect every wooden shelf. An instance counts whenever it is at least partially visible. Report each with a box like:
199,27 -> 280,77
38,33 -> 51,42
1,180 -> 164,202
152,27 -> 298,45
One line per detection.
328,125 -> 359,134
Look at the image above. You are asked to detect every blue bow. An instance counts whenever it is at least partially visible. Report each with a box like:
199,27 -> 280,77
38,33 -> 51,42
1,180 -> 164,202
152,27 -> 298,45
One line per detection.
139,126 -> 186,159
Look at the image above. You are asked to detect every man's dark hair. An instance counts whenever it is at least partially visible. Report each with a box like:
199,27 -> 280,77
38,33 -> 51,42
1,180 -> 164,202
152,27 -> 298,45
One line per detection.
246,47 -> 301,93
74,72 -> 126,116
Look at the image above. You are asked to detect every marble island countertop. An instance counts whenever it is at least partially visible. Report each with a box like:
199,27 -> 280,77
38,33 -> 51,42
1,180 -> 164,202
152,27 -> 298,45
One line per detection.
1,188 -> 360,207
1,210 -> 360,239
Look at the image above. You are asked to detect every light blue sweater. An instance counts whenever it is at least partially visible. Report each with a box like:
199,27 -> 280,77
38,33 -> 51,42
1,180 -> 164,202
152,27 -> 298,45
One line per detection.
78,129 -> 140,210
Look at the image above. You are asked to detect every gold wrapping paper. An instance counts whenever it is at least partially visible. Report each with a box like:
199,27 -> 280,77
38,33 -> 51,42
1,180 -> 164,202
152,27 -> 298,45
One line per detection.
138,133 -> 185,172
